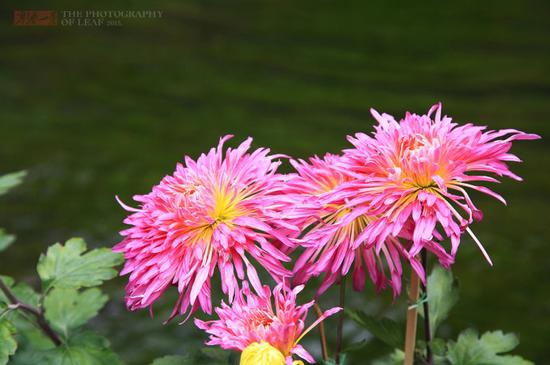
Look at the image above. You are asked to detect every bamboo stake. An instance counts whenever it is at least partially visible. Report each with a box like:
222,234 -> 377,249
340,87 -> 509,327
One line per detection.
421,250 -> 433,364
404,270 -> 420,365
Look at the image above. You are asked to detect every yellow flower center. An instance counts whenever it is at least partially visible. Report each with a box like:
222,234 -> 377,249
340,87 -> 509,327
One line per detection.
240,342 -> 305,365
191,186 -> 246,245
211,187 -> 243,225
240,342 -> 285,365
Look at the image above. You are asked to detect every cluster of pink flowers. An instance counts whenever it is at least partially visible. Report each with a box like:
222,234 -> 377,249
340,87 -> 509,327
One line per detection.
115,104 -> 538,363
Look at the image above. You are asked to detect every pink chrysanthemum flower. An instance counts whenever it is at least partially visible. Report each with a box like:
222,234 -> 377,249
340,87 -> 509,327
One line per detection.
341,103 -> 540,269
195,282 -> 341,365
285,154 -> 426,296
114,135 -> 295,319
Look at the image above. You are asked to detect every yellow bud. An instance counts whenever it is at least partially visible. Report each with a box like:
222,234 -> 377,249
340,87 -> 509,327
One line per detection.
240,341 -> 285,365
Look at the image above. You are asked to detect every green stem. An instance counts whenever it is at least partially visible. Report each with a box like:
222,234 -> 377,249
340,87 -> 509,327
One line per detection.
335,275 -> 346,364
404,270 -> 420,365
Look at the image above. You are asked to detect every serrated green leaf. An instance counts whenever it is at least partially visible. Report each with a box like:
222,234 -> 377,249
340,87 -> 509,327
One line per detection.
479,331 -> 519,354
420,266 -> 459,334
0,320 -> 17,365
37,238 -> 123,291
44,288 -> 108,338
38,331 -> 124,365
346,309 -> 404,349
0,229 -> 15,253
447,329 -> 533,365
150,355 -> 194,365
0,171 -> 26,196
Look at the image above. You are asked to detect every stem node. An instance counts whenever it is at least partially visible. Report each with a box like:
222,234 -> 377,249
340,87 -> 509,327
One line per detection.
0,278 -> 62,346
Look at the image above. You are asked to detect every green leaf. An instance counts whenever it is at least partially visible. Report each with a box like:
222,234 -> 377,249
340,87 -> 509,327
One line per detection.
346,309 -> 404,349
39,331 -> 124,365
150,350 -> 231,365
6,341 -> 43,365
0,276 -> 15,305
343,339 -> 369,353
431,337 -> 447,356
447,329 -> 533,365
420,266 -> 459,334
479,331 -> 519,354
150,355 -> 193,365
372,349 -> 405,365
44,288 -> 108,338
11,320 -> 55,351
0,229 -> 15,252
200,347 -> 231,362
37,238 -> 123,291
0,171 -> 26,196
12,283 -> 40,308
1,304 -> 56,351
0,320 -> 17,365
323,354 -> 348,365
0,278 -> 54,350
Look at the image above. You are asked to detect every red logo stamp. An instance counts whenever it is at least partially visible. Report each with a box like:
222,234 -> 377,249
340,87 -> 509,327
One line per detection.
14,10 -> 58,26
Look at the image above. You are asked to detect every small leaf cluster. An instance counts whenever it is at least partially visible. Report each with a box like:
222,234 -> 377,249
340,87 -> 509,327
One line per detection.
0,171 -> 124,365
348,267 -> 533,365
0,237 -> 124,365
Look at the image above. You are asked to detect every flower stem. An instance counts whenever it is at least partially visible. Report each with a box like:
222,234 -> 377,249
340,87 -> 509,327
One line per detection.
313,303 -> 329,361
0,278 -> 62,346
404,269 -> 420,365
335,275 -> 346,364
421,250 -> 433,364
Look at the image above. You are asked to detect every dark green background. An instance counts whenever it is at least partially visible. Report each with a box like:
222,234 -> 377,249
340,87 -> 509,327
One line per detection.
1,1 -> 549,363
